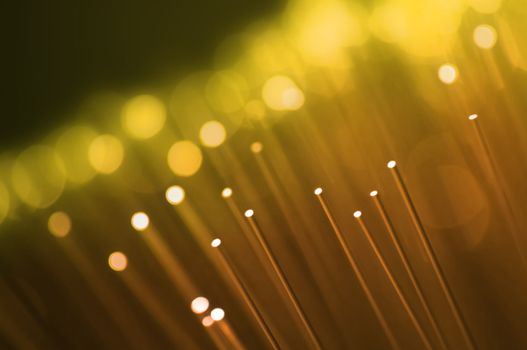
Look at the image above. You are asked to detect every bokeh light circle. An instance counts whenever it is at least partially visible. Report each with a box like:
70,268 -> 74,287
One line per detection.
167,141 -> 203,177
121,95 -> 166,139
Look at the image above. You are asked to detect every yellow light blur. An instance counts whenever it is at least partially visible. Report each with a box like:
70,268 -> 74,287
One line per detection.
56,126 -> 97,184
474,24 -> 497,49
121,95 -> 166,139
199,121 -> 226,148
205,70 -> 249,113
166,185 -> 185,205
191,297 -> 210,314
11,145 -> 66,209
468,0 -> 502,13
108,252 -> 128,271
438,64 -> 458,84
48,211 -> 71,237
0,182 -> 9,224
262,75 -> 304,111
88,135 -> 124,174
250,142 -> 263,154
131,212 -> 149,231
167,141 -> 203,177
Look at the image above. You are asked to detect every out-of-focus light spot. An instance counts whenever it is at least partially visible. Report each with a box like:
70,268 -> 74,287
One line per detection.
166,185 -> 185,205
205,70 -> 248,114
48,211 -> 71,237
121,95 -> 166,139
262,76 -> 304,111
202,316 -> 214,327
353,211 -> 362,218
244,100 -> 266,120
438,64 -> 458,84
468,0 -> 502,13
131,212 -> 149,231
244,209 -> 254,218
167,141 -> 203,177
11,145 -> 66,209
56,126 -> 97,184
474,24 -> 497,49
199,121 -> 226,148
314,188 -> 323,195
0,182 -> 9,224
191,297 -> 210,314
250,142 -> 263,154
108,252 -> 128,271
88,135 -> 124,174
210,308 -> 225,321
221,187 -> 232,198
211,238 -> 221,248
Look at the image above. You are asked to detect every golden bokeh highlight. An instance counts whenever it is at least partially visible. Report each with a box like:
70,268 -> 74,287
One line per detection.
199,121 -> 227,148
191,297 -> 210,314
165,185 -> 185,205
0,182 -> 9,224
121,95 -> 166,139
201,316 -> 214,327
55,126 -> 97,184
108,252 -> 128,271
438,64 -> 458,84
131,212 -> 150,231
210,308 -> 225,321
48,211 -> 72,237
262,75 -> 305,111
474,24 -> 497,49
88,135 -> 124,174
167,141 -> 203,177
11,145 -> 66,209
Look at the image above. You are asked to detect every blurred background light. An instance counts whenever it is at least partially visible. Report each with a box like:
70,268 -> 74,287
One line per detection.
205,70 -> 249,113
47,211 -> 72,237
108,251 -> 128,271
199,121 -> 227,148
88,134 -> 124,174
474,24 -> 498,49
438,63 -> 458,84
121,95 -> 166,139
167,141 -> 203,177
165,185 -> 185,205
55,126 -> 98,184
131,212 -> 150,231
191,297 -> 210,314
262,75 -> 304,111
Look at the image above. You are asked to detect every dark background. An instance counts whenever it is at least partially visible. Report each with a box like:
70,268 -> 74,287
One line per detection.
4,0 -> 284,148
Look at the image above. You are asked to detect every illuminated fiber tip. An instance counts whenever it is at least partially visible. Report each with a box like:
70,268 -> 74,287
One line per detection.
250,142 -> 263,154
48,211 -> 71,237
370,190 -> 378,197
221,187 -> 232,198
468,114 -> 478,121
438,64 -> 458,84
211,308 -> 225,321
211,238 -> 222,248
191,297 -> 210,314
202,316 -> 214,327
314,187 -> 323,195
199,121 -> 226,148
353,211 -> 362,218
108,252 -> 128,272
244,209 -> 254,218
166,185 -> 185,205
387,160 -> 397,168
131,212 -> 149,231
474,24 -> 497,49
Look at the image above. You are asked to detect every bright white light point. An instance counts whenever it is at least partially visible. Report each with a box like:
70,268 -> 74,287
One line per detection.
468,114 -> 478,120
211,308 -> 225,321
191,297 -> 210,314
353,211 -> 362,218
202,316 -> 214,327
165,185 -> 185,205
250,142 -> 263,154
211,238 -> 221,248
221,187 -> 232,198
131,212 -> 149,231
387,160 -> 397,168
314,188 -> 323,195
474,24 -> 497,49
438,64 -> 458,85
370,190 -> 378,197
244,209 -> 254,218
